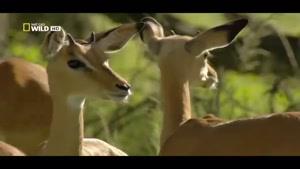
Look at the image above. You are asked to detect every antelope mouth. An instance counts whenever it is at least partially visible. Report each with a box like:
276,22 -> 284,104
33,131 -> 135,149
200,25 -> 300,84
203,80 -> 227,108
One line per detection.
108,90 -> 132,102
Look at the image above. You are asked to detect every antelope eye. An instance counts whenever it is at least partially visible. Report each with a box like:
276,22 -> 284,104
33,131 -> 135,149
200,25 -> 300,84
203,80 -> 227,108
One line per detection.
67,59 -> 86,69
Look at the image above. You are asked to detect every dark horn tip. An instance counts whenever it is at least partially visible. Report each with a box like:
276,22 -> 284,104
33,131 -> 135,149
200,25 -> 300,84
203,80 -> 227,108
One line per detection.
66,33 -> 72,38
66,33 -> 76,44
89,32 -> 96,43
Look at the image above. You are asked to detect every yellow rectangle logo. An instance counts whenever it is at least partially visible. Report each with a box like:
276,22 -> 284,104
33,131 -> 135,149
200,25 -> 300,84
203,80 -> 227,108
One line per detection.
23,23 -> 30,32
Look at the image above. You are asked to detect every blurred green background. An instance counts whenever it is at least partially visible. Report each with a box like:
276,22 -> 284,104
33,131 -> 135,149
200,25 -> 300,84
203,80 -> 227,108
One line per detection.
1,13 -> 300,155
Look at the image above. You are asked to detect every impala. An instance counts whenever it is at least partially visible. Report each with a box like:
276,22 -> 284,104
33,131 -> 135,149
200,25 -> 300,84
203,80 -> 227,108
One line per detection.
0,22 -> 143,155
140,17 -> 300,155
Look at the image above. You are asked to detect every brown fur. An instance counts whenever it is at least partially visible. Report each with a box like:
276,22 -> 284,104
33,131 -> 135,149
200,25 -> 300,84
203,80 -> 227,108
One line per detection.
161,112 -> 300,155
0,57 -> 51,154
140,17 -> 300,156
0,22 -> 142,155
201,114 -> 224,125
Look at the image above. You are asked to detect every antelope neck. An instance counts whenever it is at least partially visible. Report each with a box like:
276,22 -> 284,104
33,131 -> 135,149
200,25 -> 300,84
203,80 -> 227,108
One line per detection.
160,70 -> 192,147
42,92 -> 85,156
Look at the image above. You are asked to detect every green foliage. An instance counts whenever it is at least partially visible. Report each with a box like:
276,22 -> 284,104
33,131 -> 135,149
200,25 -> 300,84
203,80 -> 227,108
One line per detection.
221,71 -> 270,118
247,13 -> 300,36
9,30 -> 46,66
171,13 -> 227,28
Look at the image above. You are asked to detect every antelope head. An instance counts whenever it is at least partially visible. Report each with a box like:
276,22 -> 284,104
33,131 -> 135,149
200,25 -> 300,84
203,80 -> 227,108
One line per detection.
41,22 -> 144,102
139,17 -> 247,88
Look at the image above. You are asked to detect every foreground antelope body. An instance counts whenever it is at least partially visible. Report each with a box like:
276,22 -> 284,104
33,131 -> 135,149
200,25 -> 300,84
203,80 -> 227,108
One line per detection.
0,22 -> 143,155
0,58 -> 50,155
140,17 -> 300,156
0,141 -> 25,156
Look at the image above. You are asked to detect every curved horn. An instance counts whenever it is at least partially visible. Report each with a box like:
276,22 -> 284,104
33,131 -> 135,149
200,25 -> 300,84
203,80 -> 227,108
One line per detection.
66,33 -> 76,45
89,32 -> 96,44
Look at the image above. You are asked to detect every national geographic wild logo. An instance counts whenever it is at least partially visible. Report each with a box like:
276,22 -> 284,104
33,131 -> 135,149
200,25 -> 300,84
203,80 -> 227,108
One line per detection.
23,23 -> 61,32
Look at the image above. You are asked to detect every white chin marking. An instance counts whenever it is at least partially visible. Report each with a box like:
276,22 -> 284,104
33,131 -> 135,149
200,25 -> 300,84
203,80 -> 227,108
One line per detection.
67,96 -> 86,110
123,95 -> 129,103
111,95 -> 129,103
109,90 -> 132,103
128,89 -> 132,96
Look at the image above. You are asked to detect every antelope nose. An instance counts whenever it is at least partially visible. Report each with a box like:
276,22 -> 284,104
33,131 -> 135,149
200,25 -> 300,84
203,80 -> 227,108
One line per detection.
116,83 -> 131,91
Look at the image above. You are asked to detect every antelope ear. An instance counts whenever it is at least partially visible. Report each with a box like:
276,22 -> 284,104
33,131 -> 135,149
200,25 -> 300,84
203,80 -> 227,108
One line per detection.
41,29 -> 67,60
185,19 -> 248,56
92,22 -> 144,53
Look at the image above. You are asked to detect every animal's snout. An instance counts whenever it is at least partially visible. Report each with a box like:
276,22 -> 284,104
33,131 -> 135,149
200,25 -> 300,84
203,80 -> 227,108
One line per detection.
115,83 -> 131,91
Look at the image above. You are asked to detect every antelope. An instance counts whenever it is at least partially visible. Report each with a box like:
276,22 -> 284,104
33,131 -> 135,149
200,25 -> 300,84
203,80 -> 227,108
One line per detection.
0,141 -> 25,156
0,22 -> 143,155
140,17 -> 300,156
